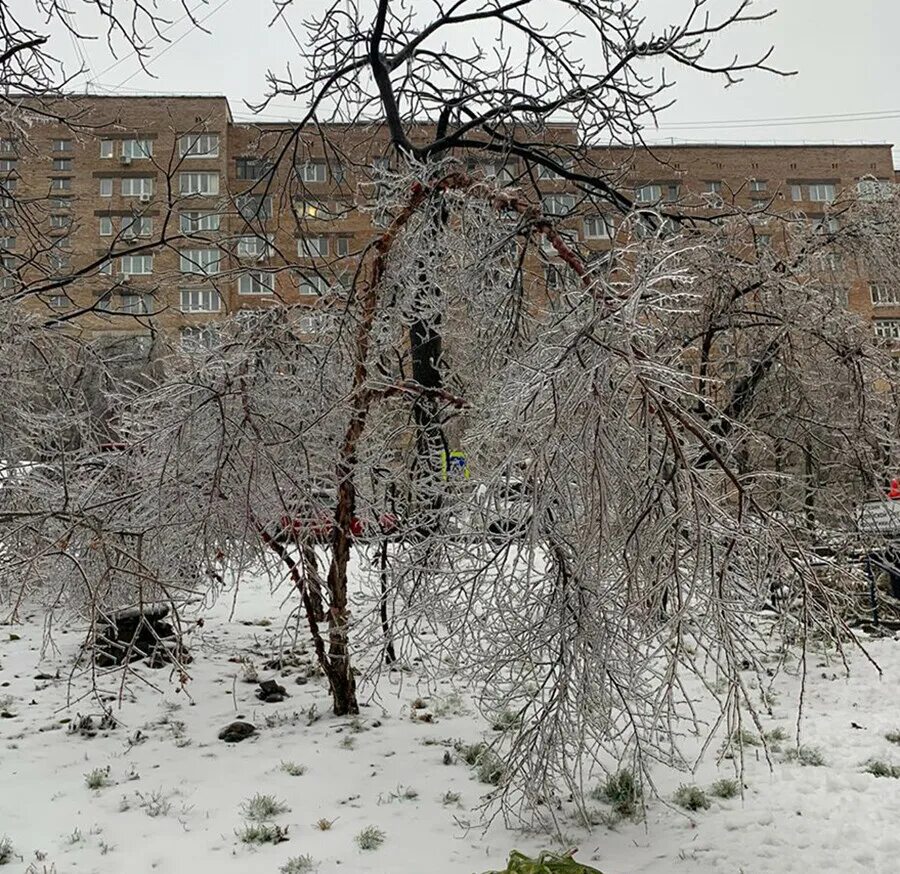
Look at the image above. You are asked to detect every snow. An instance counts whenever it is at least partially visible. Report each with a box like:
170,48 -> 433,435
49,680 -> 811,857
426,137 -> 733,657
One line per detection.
2,571 -> 900,874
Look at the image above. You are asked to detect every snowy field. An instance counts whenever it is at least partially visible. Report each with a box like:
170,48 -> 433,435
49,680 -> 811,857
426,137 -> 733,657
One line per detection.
2,570 -> 900,874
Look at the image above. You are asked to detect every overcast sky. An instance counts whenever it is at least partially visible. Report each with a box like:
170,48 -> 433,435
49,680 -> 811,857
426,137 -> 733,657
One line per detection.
49,0 -> 900,162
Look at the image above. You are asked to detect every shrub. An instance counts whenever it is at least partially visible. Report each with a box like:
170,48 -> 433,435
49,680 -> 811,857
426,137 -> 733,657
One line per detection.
441,790 -> 461,806
237,822 -> 289,845
785,745 -> 826,767
314,818 -> 334,831
240,793 -> 290,821
355,826 -> 385,851
280,855 -> 317,873
673,784 -> 710,812
280,761 -> 306,777
85,767 -> 112,790
589,769 -> 642,819
476,751 -> 507,785
863,759 -> 900,778
709,778 -> 740,799
728,728 -> 761,747
0,836 -> 13,865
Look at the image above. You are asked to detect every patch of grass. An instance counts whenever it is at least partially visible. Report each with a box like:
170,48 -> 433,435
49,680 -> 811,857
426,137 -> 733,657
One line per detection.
0,836 -> 13,865
885,730 -> 900,745
673,784 -> 710,812
431,693 -> 468,718
491,709 -> 521,731
314,818 -> 334,831
387,785 -> 418,802
240,793 -> 290,821
456,741 -> 487,765
785,745 -> 826,767
589,769 -> 642,819
65,828 -> 83,845
453,740 -> 506,785
236,822 -> 289,845
709,778 -> 740,799
136,789 -> 172,818
441,790 -> 461,806
863,759 -> 900,778
339,736 -> 355,750
280,761 -> 306,777
728,728 -> 761,747
280,855 -> 317,874
355,826 -> 385,851
85,767 -> 111,790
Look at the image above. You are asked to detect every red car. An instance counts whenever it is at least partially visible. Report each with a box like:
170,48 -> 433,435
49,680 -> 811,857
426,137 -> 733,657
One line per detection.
275,489 -> 398,543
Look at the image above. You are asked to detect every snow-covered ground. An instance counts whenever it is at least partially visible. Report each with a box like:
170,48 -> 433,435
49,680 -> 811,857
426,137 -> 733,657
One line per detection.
2,571 -> 900,874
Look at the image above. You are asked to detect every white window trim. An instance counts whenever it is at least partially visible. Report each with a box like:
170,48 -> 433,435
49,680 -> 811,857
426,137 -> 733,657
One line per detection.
179,249 -> 221,275
180,287 -> 222,313
119,255 -> 154,276
180,172 -> 220,196
238,271 -> 275,295
179,133 -> 220,159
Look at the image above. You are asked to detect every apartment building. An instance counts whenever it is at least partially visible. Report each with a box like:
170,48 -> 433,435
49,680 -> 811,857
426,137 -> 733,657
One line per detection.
1,95 -> 895,349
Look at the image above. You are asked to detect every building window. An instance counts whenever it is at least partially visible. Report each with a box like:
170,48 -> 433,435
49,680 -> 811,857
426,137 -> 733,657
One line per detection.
857,178 -> 892,201
52,139 -> 72,152
50,214 -> 71,229
236,194 -> 273,221
121,216 -> 152,238
544,264 -> 562,290
180,172 -> 219,196
635,184 -> 662,204
50,177 -> 71,191
99,139 -> 115,159
238,271 -> 275,295
180,288 -> 221,312
296,161 -> 327,183
299,236 -> 329,257
119,254 -> 153,275
50,197 -> 71,209
48,251 -> 70,273
811,215 -> 839,234
808,183 -> 836,203
297,274 -> 329,295
120,293 -> 148,314
179,133 -> 219,158
99,216 -> 113,236
181,325 -> 218,352
335,237 -> 350,257
99,178 -> 114,197
51,158 -> 71,172
180,211 -> 220,233
121,177 -> 154,197
48,294 -> 71,309
180,248 -> 221,275
236,235 -> 272,258
705,180 -> 723,194
235,158 -> 273,180
583,215 -> 610,240
0,236 -> 15,250
0,138 -> 16,153
120,138 -> 153,159
298,311 -> 330,333
97,259 -> 112,275
749,179 -> 767,192
0,159 -> 17,172
870,284 -> 900,307
541,193 -> 575,217
537,164 -> 566,180
874,319 -> 900,340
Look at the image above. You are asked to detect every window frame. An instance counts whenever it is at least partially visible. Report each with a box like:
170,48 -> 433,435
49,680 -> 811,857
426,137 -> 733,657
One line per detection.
179,248 -> 222,275
178,133 -> 219,159
237,270 -> 275,295
180,287 -> 222,313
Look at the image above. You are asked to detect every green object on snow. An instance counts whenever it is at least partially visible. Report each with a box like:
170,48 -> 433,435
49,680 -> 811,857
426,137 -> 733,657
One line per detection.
487,850 -> 606,874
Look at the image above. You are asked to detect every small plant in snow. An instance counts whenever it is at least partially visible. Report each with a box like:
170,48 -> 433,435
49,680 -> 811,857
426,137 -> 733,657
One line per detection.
240,793 -> 290,821
727,728 -> 761,748
710,778 -> 740,799
280,761 -> 306,777
441,790 -> 461,806
85,767 -> 111,790
764,727 -> 789,749
236,822 -> 289,845
239,661 -> 259,683
491,709 -> 521,731
431,692 -> 468,718
863,759 -> 900,778
673,784 -> 710,812
885,730 -> 900,745
314,818 -> 334,831
589,769 -> 642,819
355,826 -> 385,851
0,836 -> 14,865
476,750 -> 506,785
136,789 -> 173,817
339,735 -> 355,750
65,828 -> 83,845
280,855 -> 317,873
785,745 -> 826,767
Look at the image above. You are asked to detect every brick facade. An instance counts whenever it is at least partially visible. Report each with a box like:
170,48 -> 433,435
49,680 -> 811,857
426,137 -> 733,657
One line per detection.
3,95 -> 895,346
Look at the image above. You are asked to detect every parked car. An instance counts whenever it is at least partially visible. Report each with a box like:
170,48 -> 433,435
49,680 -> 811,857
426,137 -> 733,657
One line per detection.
273,486 -> 399,544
